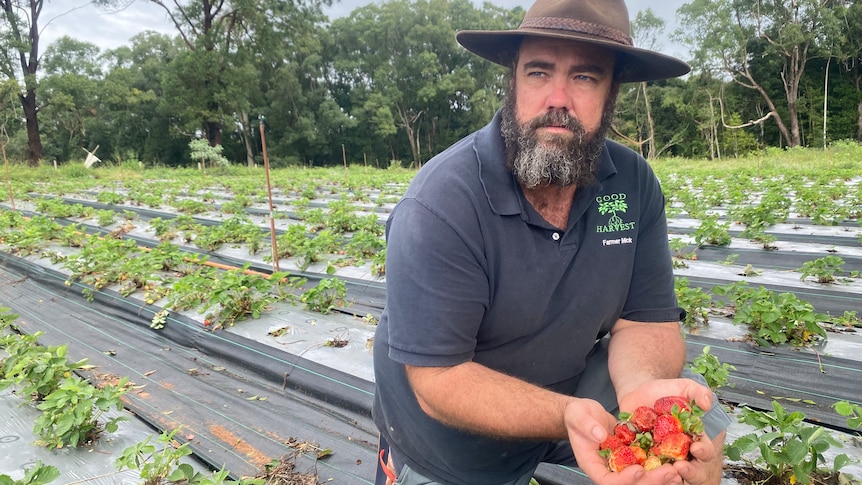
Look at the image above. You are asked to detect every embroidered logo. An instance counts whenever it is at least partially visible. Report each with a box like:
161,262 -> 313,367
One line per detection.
596,193 -> 636,238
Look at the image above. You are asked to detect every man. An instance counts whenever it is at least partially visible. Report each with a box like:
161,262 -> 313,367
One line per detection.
372,0 -> 731,484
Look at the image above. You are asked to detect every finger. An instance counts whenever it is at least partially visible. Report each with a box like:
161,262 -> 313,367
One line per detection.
673,459 -> 705,485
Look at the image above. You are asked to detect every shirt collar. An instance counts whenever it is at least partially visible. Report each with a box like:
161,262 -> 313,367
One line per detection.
475,110 -> 618,217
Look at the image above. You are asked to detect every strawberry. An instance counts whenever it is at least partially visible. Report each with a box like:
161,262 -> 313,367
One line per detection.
650,432 -> 692,462
629,405 -> 658,432
600,435 -> 625,452
643,455 -> 663,471
652,414 -> 683,442
614,422 -> 637,445
654,396 -> 690,415
629,444 -> 647,465
607,445 -> 639,472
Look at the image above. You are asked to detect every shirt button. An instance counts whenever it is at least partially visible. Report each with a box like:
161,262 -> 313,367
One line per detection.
552,232 -> 560,241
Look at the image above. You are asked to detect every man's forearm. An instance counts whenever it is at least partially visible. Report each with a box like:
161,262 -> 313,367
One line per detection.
406,362 -> 575,440
607,319 -> 686,401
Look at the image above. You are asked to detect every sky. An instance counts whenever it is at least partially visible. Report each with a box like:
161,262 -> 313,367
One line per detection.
41,0 -> 688,57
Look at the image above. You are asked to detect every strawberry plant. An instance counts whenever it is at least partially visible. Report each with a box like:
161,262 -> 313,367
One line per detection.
0,306 -> 19,328
833,401 -> 862,431
0,336 -> 94,401
148,217 -> 178,241
167,266 -> 218,314
174,198 -> 209,214
674,277 -> 712,328
1,215 -> 58,256
689,345 -> 735,392
797,255 -> 846,284
96,191 -> 125,205
713,282 -> 828,346
34,374 -> 129,449
193,214 -> 263,253
0,461 -> 59,485
35,198 -> 93,219
115,428 -> 194,485
197,265 -> 288,329
827,311 -> 861,329
692,214 -> 732,247
344,229 -> 385,259
300,266 -> 348,314
725,401 -> 851,485
95,209 -> 116,226
370,248 -> 386,277
55,223 -> 88,248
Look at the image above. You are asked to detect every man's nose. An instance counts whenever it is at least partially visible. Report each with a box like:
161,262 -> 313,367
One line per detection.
545,78 -> 571,111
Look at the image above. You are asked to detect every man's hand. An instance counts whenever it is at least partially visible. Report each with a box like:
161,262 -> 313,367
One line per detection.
616,378 -> 725,485
617,378 -> 714,416
674,430 -> 726,485
564,399 -> 685,485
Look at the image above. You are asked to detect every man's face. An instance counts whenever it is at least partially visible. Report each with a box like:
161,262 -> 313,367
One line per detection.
501,37 -> 618,188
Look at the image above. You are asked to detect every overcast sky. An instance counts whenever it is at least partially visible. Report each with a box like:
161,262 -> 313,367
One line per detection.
41,0 -> 688,57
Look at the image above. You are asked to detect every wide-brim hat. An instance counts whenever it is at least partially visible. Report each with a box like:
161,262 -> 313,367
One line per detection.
455,0 -> 690,83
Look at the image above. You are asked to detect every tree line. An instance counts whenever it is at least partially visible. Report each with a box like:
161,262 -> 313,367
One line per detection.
2,0 -> 861,169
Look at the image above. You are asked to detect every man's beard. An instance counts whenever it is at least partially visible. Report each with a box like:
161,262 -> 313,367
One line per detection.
500,87 -> 616,189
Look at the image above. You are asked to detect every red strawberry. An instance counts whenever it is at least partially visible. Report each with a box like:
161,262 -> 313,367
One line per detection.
629,405 -> 658,432
607,445 -> 639,472
650,432 -> 692,462
629,444 -> 647,465
600,435 -> 625,452
652,414 -> 683,442
614,422 -> 637,445
654,396 -> 690,415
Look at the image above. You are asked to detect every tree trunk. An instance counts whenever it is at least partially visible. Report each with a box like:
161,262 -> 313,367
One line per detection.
240,111 -> 255,167
857,100 -> 862,142
20,89 -> 43,166
641,82 -> 655,160
395,105 -> 423,168
206,120 -> 222,147
3,0 -> 45,166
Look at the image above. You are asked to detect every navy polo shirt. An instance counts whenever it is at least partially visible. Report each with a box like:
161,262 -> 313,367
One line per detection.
372,111 -> 683,485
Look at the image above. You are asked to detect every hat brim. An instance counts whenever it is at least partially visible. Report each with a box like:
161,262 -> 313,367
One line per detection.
456,29 -> 690,83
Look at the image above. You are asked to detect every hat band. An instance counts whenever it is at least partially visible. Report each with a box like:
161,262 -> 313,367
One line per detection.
520,17 -> 633,46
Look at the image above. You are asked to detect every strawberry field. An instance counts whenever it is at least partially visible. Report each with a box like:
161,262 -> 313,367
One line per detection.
1,147 -> 862,485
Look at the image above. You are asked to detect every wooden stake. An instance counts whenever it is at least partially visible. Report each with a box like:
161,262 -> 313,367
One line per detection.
258,115 -> 280,272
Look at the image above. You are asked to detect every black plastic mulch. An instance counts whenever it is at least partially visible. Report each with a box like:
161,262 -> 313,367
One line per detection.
0,253 -> 379,483
1,248 -> 861,485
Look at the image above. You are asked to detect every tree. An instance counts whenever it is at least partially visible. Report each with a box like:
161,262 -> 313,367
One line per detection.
0,0 -> 44,165
676,0 -> 842,148
616,8 -> 668,159
833,1 -> 862,142
38,37 -> 103,162
95,32 -> 177,164
329,0 -> 518,167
